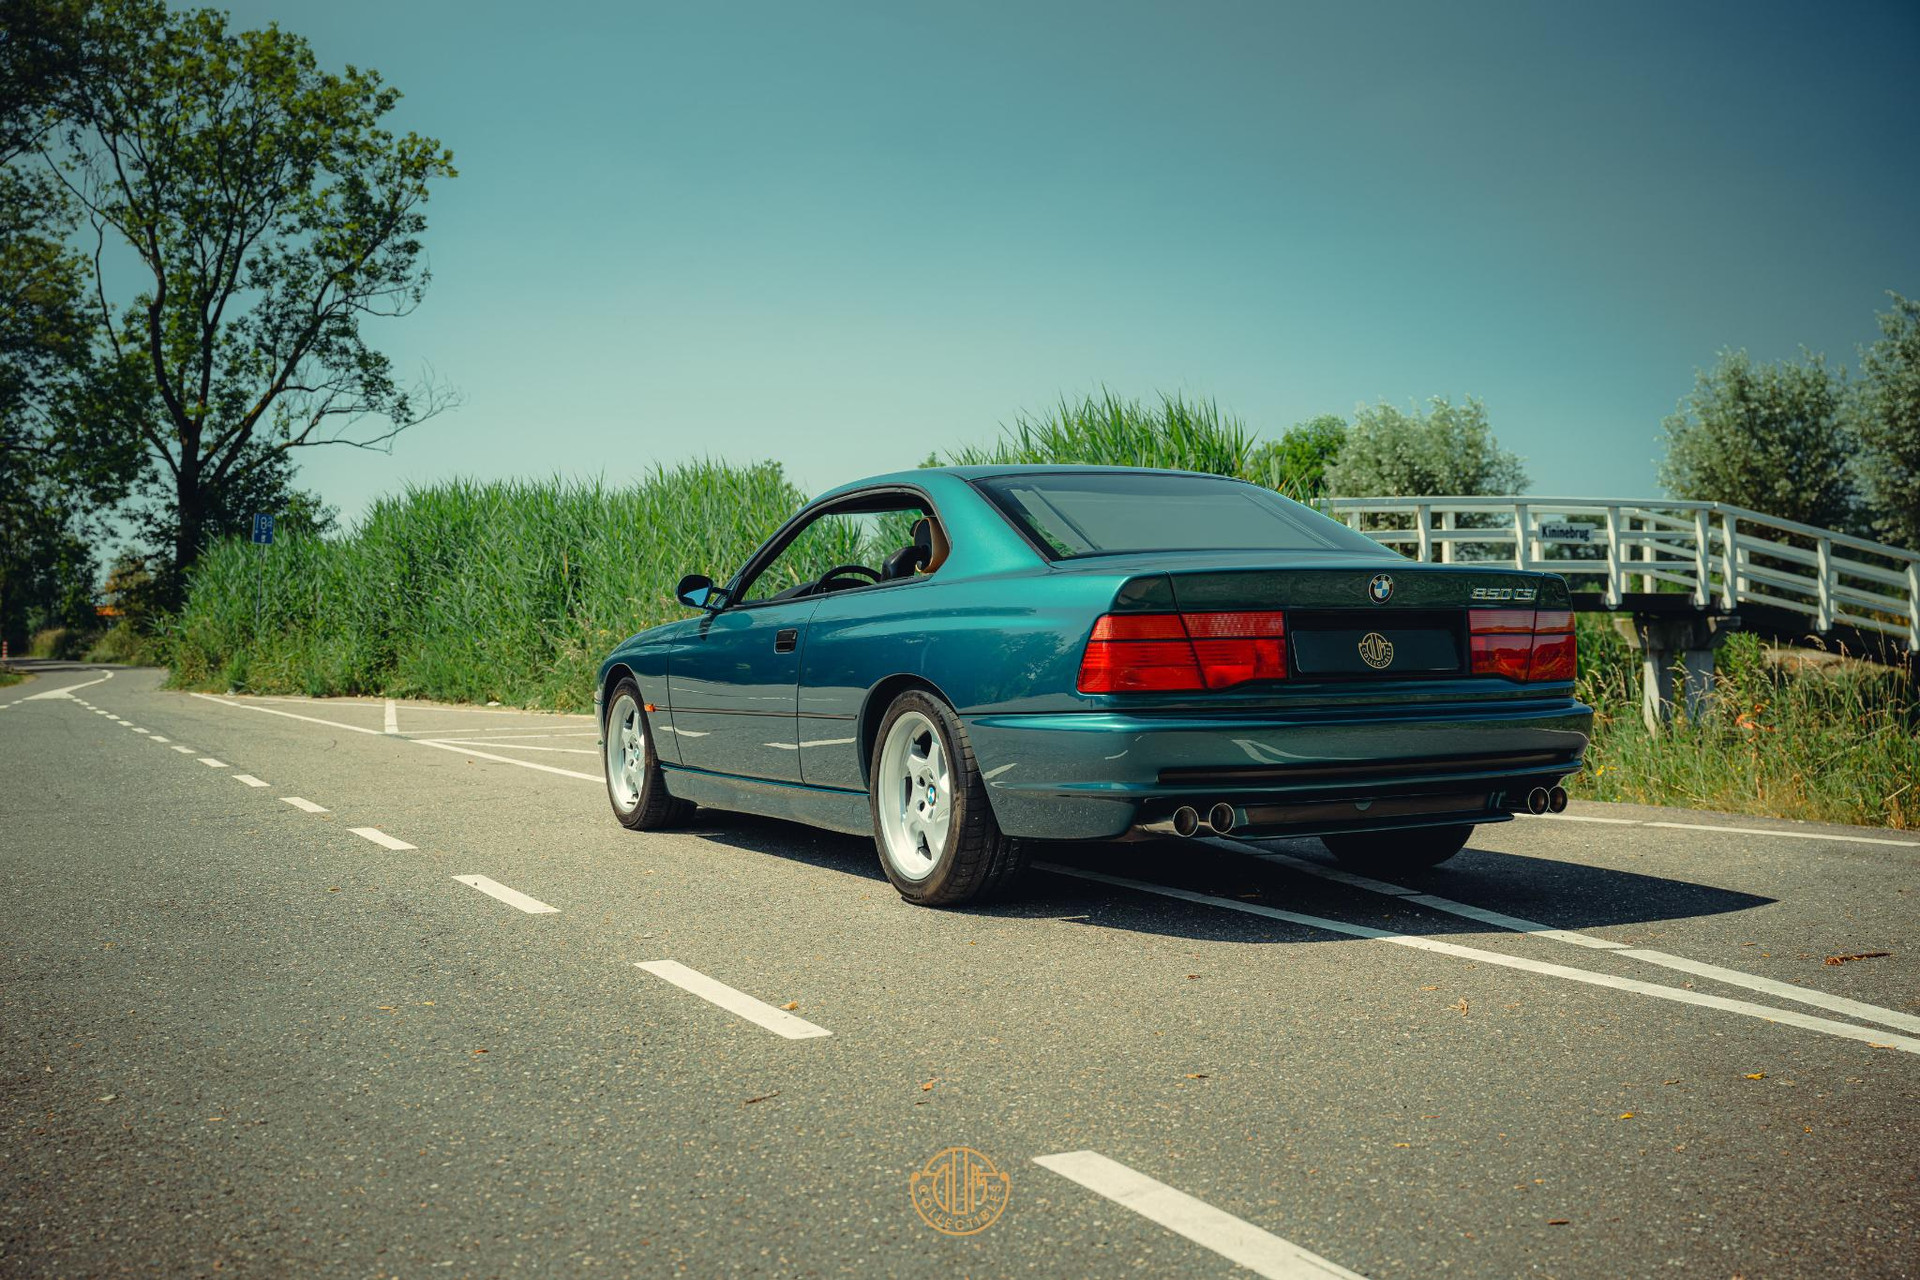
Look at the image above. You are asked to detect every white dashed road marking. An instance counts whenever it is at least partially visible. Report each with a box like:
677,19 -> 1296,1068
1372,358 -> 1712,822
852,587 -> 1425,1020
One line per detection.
635,960 -> 832,1040
197,757 -> 229,768
1232,843 -> 1920,1035
233,774 -> 270,788
1034,1151 -> 1365,1280
170,745 -> 195,753
384,698 -> 398,734
348,827 -> 416,851
1039,864 -> 1920,1056
150,736 -> 168,743
453,875 -> 559,915
280,797 -> 328,813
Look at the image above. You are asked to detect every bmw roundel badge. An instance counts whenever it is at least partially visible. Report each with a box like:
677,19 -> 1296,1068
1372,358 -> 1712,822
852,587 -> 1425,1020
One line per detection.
1368,572 -> 1393,604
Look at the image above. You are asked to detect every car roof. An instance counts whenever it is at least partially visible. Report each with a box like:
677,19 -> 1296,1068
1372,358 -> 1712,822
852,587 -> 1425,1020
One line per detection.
811,463 -> 1238,503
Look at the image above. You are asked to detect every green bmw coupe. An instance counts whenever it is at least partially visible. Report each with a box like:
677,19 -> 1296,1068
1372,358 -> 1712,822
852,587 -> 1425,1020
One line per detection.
597,466 -> 1592,905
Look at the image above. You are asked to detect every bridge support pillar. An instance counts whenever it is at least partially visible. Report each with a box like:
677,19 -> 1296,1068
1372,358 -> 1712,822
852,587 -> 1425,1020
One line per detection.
1614,614 -> 1740,734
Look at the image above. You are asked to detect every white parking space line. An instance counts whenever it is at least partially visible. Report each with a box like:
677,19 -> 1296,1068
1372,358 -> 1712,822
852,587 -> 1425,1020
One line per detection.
170,745 -> 196,753
1231,842 -> 1920,1034
233,774 -> 270,788
413,738 -> 601,781
1615,949 -> 1920,1035
1642,819 -> 1919,848
1533,809 -> 1917,847
1034,1151 -> 1364,1280
348,827 -> 416,851
25,671 -> 114,699
384,698 -> 398,734
1039,864 -> 1920,1056
197,757 -> 229,768
431,739 -> 596,755
281,796 -> 328,813
453,875 -> 559,915
189,692 -> 604,783
635,960 -> 832,1040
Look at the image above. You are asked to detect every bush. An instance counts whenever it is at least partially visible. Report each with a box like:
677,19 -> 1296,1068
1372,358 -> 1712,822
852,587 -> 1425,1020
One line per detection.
28,626 -> 87,659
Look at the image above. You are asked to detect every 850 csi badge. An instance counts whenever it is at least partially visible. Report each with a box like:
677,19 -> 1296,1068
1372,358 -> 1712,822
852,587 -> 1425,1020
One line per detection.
1367,573 -> 1393,604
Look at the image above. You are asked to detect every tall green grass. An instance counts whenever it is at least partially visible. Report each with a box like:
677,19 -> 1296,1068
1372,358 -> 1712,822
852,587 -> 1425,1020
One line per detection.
1572,617 -> 1918,829
167,463 -> 810,709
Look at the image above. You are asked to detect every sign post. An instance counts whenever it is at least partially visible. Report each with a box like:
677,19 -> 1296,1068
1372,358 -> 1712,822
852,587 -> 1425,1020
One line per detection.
251,513 -> 274,638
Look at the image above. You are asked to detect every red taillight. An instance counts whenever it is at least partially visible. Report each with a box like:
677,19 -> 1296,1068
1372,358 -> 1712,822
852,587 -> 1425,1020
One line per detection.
1469,608 -> 1577,683
1078,611 -> 1287,693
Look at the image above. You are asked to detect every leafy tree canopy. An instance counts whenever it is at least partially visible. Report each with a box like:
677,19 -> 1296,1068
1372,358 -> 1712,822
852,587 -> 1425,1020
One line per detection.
41,0 -> 455,599
1322,396 -> 1526,497
1659,349 -> 1853,531
1851,293 -> 1920,552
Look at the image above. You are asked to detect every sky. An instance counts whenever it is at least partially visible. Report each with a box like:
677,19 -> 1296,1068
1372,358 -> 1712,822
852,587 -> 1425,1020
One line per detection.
214,0 -> 1920,524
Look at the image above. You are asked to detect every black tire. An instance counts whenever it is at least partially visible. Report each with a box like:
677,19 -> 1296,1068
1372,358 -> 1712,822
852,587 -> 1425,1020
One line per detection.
1321,824 -> 1472,872
603,678 -> 694,830
868,689 -> 1028,906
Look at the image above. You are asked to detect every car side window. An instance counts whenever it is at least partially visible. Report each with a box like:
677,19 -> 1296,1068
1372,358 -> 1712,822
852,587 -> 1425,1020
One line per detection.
736,497 -> 945,605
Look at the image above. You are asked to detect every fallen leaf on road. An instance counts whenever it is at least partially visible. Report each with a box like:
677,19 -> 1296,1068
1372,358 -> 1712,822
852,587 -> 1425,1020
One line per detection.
781,1002 -> 798,1011
1825,951 -> 1890,965
206,1116 -> 224,1122
1745,1072 -> 1764,1079
472,1049 -> 488,1056
97,1095 -> 115,1103
743,1091 -> 779,1105
920,1079 -> 936,1091
1419,985 -> 1440,991
1451,998 -> 1470,1016
1547,1218 -> 1570,1226
327,887 -> 340,893
1184,1073 -> 1209,1079
1186,974 -> 1199,980
1393,1142 -> 1410,1148
1618,1112 -> 1635,1119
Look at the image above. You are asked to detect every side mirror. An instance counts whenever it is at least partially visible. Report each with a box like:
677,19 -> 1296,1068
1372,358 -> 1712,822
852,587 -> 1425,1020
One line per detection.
676,573 -> 719,610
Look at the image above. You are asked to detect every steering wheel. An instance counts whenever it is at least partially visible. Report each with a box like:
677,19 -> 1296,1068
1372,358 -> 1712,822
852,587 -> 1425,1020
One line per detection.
816,563 -> 880,591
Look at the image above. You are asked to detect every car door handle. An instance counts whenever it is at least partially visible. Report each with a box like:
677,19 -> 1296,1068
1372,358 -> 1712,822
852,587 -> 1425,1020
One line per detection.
774,628 -> 798,653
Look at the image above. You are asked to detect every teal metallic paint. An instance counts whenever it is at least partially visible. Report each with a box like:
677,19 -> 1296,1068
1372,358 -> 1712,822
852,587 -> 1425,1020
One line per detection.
595,465 -> 1596,843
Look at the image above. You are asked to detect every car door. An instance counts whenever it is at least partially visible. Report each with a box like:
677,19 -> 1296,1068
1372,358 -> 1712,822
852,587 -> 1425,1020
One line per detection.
667,596 -> 821,783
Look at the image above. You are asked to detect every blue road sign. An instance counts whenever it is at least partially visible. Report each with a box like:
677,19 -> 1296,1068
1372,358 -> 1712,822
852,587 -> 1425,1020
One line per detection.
251,513 -> 274,545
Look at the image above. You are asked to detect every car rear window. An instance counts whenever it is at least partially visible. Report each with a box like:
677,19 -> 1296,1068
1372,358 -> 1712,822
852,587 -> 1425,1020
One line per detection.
973,472 -> 1385,559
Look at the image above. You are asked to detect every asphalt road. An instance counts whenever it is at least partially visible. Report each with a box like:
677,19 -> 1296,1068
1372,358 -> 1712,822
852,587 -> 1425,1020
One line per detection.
2,664 -> 1915,1279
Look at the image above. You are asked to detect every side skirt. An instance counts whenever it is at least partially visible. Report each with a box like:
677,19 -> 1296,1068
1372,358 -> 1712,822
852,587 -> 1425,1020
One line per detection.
661,764 -> 871,837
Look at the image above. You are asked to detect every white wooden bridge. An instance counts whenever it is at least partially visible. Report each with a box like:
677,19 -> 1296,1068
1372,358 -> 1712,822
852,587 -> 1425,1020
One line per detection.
1319,496 -> 1920,726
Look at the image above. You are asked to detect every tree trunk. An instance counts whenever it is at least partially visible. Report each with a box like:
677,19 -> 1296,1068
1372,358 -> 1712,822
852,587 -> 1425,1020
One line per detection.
168,459 -> 203,609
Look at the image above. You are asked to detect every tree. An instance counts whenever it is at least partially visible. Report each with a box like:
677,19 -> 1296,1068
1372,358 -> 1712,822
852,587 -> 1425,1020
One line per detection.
1250,414 -> 1345,500
1322,397 -> 1527,497
1659,350 -> 1853,531
1852,293 -> 1920,552
45,0 -> 455,600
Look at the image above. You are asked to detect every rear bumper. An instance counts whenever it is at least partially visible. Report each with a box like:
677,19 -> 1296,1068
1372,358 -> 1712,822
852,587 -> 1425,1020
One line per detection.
962,698 -> 1592,840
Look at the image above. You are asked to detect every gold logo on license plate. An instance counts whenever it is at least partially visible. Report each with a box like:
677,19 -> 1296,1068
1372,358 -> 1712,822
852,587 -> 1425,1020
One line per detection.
1358,631 -> 1395,669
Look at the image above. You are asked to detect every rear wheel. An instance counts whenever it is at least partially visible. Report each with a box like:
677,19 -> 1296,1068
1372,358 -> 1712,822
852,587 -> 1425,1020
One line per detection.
604,679 -> 693,830
870,690 -> 1027,906
1321,824 -> 1472,872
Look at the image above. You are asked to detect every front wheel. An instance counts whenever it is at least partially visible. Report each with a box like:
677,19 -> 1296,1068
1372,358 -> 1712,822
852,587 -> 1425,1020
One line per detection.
1321,824 -> 1472,872
604,679 -> 693,830
869,690 -> 1027,906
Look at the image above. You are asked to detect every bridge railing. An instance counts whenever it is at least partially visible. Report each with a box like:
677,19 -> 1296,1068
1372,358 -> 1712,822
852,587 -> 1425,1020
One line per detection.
1317,496 -> 1920,649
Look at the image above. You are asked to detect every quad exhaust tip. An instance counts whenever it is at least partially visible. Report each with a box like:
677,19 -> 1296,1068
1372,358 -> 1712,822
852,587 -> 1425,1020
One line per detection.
1207,802 -> 1237,835
1171,806 -> 1200,838
1548,785 -> 1569,813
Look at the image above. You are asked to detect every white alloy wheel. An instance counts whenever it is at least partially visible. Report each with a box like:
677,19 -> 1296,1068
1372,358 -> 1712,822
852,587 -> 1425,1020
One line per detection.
875,709 -> 952,880
606,692 -> 646,814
